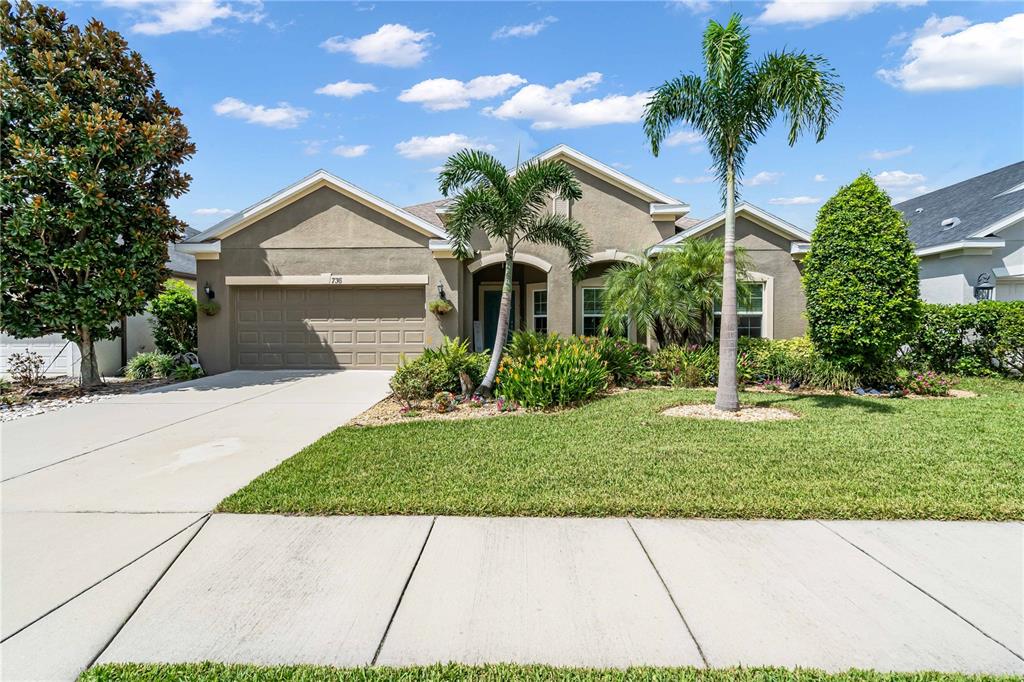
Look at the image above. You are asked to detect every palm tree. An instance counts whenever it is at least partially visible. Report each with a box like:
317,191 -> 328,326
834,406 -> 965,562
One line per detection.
602,239 -> 748,346
643,13 -> 842,411
439,149 -> 593,395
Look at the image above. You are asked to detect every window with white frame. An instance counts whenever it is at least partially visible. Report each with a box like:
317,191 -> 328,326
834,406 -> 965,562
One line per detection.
714,282 -> 764,338
532,289 -> 548,334
582,287 -> 604,336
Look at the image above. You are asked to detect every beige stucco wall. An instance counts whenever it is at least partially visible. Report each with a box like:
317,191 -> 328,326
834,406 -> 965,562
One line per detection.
697,216 -> 807,339
465,163 -> 673,337
196,187 -> 459,373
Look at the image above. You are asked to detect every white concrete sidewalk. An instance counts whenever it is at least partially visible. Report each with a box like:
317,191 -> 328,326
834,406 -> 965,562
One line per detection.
93,516 -> 1022,676
0,371 -> 393,682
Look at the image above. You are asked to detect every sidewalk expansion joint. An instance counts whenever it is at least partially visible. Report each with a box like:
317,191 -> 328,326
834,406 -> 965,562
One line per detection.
371,515 -> 437,665
817,520 -> 1023,662
0,513 -> 210,645
626,518 -> 709,668
87,512 -> 213,669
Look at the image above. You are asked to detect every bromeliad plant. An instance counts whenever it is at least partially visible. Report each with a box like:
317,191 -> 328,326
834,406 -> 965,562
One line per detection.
438,150 -> 593,396
644,13 -> 842,410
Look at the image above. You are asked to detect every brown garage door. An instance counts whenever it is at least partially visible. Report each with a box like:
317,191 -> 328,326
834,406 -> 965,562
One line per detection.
234,286 -> 426,369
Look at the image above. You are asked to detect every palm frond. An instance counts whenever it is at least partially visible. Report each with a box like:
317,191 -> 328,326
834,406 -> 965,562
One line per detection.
702,13 -> 750,88
754,50 -> 843,145
438,149 -> 510,197
520,213 -> 592,279
643,74 -> 711,157
510,159 -> 583,219
444,184 -> 504,258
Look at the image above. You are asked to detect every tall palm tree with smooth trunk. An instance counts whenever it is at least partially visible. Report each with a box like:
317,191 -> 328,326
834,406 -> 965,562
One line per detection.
643,13 -> 842,411
439,149 -> 592,396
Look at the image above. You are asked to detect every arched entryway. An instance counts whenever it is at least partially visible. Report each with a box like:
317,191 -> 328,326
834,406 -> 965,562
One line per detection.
467,255 -> 551,351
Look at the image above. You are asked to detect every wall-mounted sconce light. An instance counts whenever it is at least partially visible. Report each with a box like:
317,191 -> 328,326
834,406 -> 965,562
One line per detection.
203,282 -> 215,300
973,272 -> 995,301
437,283 -> 446,300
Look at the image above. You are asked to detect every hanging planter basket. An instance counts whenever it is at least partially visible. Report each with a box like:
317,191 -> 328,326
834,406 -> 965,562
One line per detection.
428,299 -> 454,316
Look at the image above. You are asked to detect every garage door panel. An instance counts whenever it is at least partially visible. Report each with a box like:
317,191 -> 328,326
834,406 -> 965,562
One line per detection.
234,286 -> 426,370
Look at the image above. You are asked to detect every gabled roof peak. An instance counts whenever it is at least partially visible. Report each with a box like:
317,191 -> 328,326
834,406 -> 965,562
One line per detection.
529,144 -> 684,206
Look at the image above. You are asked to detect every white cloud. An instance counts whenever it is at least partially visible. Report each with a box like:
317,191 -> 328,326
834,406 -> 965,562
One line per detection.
814,174 -> 827,182
394,133 -> 496,160
104,0 -> 265,35
758,0 -> 925,26
874,170 -> 927,191
314,80 -> 378,98
399,74 -> 526,112
865,145 -> 913,160
492,16 -> 557,39
748,171 -> 783,186
193,207 -> 234,216
768,196 -> 821,206
302,140 -> 324,155
487,72 -> 650,130
878,14 -> 1024,91
321,24 -> 432,67
669,0 -> 713,13
665,130 -> 703,147
213,97 -> 309,128
673,175 -> 715,185
332,144 -> 370,158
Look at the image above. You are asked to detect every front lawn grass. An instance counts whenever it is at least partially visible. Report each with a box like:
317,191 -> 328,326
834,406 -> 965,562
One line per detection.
80,663 -> 1021,682
218,378 -> 1023,520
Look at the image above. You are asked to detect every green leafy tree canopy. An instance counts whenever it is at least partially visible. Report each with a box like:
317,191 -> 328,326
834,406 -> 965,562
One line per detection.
149,279 -> 197,355
1,0 -> 194,385
802,173 -> 921,375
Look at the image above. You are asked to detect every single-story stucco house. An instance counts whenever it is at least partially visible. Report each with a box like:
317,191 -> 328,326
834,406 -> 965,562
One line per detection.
895,161 -> 1024,304
178,145 -> 812,373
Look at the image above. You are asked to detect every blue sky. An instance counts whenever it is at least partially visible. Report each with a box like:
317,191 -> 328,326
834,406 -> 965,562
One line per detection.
61,1 -> 1024,231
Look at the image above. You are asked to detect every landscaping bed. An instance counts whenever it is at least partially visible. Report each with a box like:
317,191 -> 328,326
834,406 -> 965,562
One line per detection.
0,376 -> 175,422
79,663 -> 1022,682
219,377 -> 1024,521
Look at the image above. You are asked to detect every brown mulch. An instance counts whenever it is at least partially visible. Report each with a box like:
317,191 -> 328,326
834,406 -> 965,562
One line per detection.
2,376 -> 174,404
662,403 -> 801,422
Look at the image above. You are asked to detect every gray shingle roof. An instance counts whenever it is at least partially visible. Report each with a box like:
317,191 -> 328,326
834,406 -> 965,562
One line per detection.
166,227 -> 199,278
402,199 -> 448,229
893,161 -> 1024,249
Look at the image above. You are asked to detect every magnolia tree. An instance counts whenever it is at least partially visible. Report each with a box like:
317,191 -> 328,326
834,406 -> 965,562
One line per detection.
1,1 -> 194,385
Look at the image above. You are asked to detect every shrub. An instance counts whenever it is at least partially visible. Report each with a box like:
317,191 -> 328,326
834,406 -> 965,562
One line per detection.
496,342 -> 609,408
390,337 -> 489,401
125,352 -> 183,380
8,350 -> 44,387
505,330 -> 564,362
172,363 -> 204,381
431,391 -> 456,413
654,344 -> 717,387
149,280 -> 198,355
803,174 -> 921,374
907,301 -> 1023,377
581,336 -> 653,386
904,371 -> 955,397
739,337 -> 859,390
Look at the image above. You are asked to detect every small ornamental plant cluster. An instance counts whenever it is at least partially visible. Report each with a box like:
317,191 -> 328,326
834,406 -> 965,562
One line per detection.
7,351 -> 44,387
496,341 -> 609,408
431,391 -> 457,413
427,299 -> 454,316
758,378 -> 787,392
495,397 -> 519,412
904,371 -> 956,397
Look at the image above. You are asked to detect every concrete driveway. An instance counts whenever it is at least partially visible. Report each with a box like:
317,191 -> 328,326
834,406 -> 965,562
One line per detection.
0,370 -> 391,681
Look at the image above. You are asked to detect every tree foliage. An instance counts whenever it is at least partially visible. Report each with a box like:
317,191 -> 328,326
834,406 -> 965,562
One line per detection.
803,174 -> 920,373
149,279 -> 197,355
0,1 -> 194,384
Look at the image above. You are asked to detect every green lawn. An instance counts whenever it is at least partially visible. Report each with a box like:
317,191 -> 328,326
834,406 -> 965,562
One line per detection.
79,664 -> 1021,682
219,378 -> 1024,520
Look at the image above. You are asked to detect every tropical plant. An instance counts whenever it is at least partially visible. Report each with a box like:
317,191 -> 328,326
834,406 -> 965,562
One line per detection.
389,337 -> 490,402
438,150 -> 593,395
124,351 -> 180,380
643,13 -> 842,410
601,239 -> 749,346
496,342 -> 609,408
580,336 -> 652,386
1,2 -> 194,386
149,280 -> 197,355
803,174 -> 920,375
505,330 -> 564,362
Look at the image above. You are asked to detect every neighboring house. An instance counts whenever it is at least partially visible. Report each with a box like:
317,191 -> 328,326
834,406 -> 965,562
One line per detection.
0,233 -> 198,378
178,145 -> 811,373
894,161 -> 1024,304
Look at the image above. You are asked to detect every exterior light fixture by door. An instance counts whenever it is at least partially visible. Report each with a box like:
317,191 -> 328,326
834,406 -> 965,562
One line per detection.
437,283 -> 446,300
973,272 -> 995,301
203,282 -> 215,300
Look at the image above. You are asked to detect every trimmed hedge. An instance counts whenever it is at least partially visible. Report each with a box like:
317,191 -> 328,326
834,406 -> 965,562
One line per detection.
906,301 -> 1024,376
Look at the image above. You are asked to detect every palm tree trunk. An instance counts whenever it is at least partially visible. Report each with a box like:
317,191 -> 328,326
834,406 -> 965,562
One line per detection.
477,244 -> 515,397
715,165 -> 740,411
